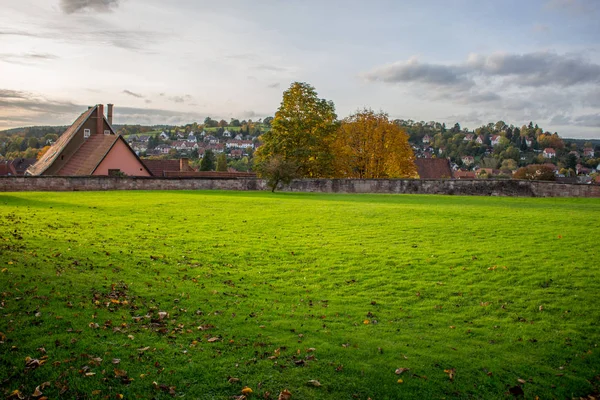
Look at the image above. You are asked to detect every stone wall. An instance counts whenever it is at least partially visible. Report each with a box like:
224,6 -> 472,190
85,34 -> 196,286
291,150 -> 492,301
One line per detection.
0,176 -> 599,197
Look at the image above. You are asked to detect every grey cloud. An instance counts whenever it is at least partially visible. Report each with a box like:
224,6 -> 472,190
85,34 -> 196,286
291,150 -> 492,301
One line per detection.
253,64 -> 287,72
123,90 -> 143,98
467,52 -> 600,87
572,113 -> 600,127
0,30 -> 37,37
60,0 -> 121,14
545,0 -> 599,14
550,114 -> 572,125
0,53 -> 58,65
3,18 -> 167,53
0,89 -> 30,99
0,90 -> 84,126
169,95 -> 192,103
363,57 -> 471,88
267,82 -> 280,89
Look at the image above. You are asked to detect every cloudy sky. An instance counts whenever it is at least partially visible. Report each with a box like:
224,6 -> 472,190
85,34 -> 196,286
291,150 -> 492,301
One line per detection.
1,0 -> 599,138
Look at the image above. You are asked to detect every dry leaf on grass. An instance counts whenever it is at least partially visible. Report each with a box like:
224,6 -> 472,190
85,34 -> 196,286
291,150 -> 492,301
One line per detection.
444,368 -> 456,381
395,368 -> 410,375
278,389 -> 292,400
307,380 -> 321,387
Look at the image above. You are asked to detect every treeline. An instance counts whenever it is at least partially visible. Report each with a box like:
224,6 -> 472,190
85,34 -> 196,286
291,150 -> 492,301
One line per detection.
401,119 -> 599,173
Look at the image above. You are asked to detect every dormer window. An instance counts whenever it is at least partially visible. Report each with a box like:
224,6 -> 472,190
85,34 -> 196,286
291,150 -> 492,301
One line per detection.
84,129 -> 90,138
104,130 -> 110,135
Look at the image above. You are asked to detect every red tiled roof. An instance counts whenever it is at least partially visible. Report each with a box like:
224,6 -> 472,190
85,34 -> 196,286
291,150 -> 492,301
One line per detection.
414,158 -> 452,179
0,161 -> 17,176
453,170 -> 476,179
58,134 -> 119,176
141,159 -> 181,177
26,107 -> 96,175
9,158 -> 37,175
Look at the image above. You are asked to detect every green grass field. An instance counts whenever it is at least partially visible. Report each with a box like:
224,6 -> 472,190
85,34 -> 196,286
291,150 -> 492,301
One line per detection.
1,191 -> 599,399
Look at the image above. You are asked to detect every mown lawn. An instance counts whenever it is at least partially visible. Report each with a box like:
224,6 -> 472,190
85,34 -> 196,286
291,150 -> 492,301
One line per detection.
0,191 -> 599,399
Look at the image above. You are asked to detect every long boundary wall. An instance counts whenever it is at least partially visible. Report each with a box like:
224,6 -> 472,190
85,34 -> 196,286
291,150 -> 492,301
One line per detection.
0,176 -> 599,197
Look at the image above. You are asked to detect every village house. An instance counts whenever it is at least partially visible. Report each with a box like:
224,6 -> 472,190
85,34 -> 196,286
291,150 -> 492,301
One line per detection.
461,155 -> 474,165
543,148 -> 556,159
476,135 -> 484,144
229,149 -> 244,159
422,134 -> 431,144
155,144 -> 171,155
525,138 -> 533,147
187,132 -> 197,143
464,134 -> 474,141
583,148 -> 595,158
222,129 -> 232,138
159,131 -> 169,140
490,135 -> 501,146
206,144 -> 225,153
225,140 -> 254,149
26,104 -> 151,177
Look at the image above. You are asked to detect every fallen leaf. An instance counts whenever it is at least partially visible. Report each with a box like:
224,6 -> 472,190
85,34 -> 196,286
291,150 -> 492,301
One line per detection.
444,368 -> 456,381
395,368 -> 410,375
114,369 -> 128,377
306,348 -> 316,353
242,387 -> 253,395
91,390 -> 101,395
32,386 -> 43,397
278,389 -> 292,400
137,347 -> 150,352
8,389 -> 24,399
307,380 -> 321,387
228,377 -> 240,383
517,378 -> 526,384
397,379 -> 403,384
449,326 -> 456,329
207,337 -> 220,343
158,311 -> 169,320
363,320 -> 370,325
112,358 -> 121,364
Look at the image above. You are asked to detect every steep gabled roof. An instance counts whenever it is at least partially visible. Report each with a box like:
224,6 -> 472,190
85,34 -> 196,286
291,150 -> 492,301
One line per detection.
58,134 -> 120,175
26,106 -> 96,176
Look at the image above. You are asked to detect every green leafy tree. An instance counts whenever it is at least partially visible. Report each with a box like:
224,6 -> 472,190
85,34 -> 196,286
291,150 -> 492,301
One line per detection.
216,153 -> 228,171
200,149 -> 216,171
254,82 -> 338,178
255,155 -> 298,192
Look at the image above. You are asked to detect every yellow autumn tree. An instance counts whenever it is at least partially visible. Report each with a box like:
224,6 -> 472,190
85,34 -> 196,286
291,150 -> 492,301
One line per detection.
332,109 -> 417,179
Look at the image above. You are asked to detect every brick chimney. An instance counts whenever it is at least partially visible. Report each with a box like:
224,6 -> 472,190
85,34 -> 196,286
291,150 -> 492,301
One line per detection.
107,104 -> 114,126
96,104 -> 104,135
180,158 -> 190,171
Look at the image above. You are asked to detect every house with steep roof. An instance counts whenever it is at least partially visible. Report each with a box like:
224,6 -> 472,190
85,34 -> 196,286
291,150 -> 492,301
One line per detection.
26,104 -> 151,177
583,148 -> 595,158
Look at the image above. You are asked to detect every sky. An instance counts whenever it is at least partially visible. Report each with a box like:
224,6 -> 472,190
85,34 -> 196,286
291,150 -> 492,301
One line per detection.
1,0 -> 599,139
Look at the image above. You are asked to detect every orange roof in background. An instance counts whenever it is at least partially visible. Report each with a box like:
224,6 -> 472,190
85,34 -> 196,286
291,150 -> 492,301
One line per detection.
26,106 -> 96,175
